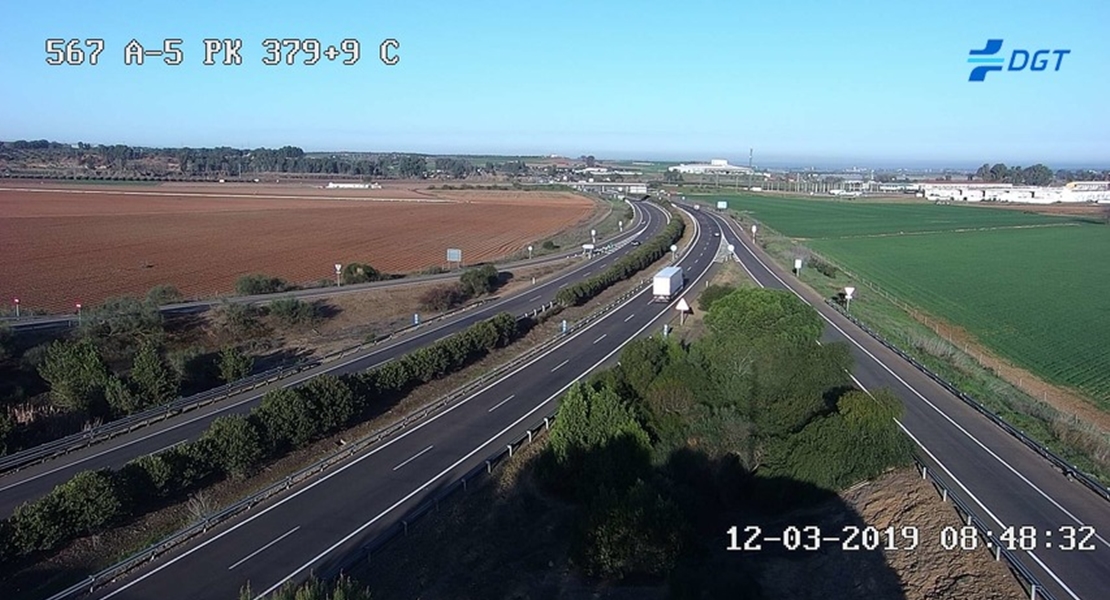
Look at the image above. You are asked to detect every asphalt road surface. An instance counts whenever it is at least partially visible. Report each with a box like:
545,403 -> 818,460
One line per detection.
706,207 -> 1108,600
78,205 -> 720,600
0,202 -> 667,517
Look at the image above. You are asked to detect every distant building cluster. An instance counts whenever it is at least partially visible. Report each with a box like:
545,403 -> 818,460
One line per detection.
668,159 -> 753,175
921,181 -> 1110,204
325,182 -> 382,189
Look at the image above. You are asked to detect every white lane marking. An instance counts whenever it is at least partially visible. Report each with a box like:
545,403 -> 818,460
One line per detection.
624,313 -> 635,322
593,334 -> 607,344
528,295 -> 541,302
0,206 -> 659,493
254,225 -> 713,599
227,526 -> 300,571
583,271 -> 591,276
487,395 -> 515,413
392,445 -> 434,472
899,424 -> 1081,600
551,360 -> 569,372
718,213 -> 1110,551
98,204 -> 699,600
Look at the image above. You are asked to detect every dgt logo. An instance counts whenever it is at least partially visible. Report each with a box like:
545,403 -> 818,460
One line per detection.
967,39 -> 1070,82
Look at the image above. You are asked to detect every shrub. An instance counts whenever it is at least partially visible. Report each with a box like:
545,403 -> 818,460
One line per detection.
218,345 -> 253,383
698,284 -> 736,312
145,284 -> 183,306
130,340 -> 178,409
459,264 -> 500,297
267,296 -> 319,327
214,301 -> 263,336
541,240 -> 557,250
255,388 -> 319,451
419,283 -> 467,311
811,257 -> 838,278
340,262 -> 384,285
37,338 -> 109,413
202,415 -> 264,477
235,274 -> 291,295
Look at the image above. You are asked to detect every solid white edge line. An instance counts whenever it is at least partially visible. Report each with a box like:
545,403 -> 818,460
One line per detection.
715,211 -> 1109,547
1,205 -> 662,495
392,446 -> 434,472
253,206 -> 710,599
227,526 -> 300,571
99,205 -> 705,600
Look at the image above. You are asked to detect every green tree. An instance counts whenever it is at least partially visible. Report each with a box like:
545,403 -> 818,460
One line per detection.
131,340 -> 177,408
255,388 -> 319,450
299,375 -> 357,432
218,345 -> 253,383
988,162 -> 1009,182
0,409 -> 13,455
37,338 -> 109,413
697,284 -> 736,312
574,481 -> 684,579
105,375 -> 139,415
0,322 -> 12,362
202,415 -> 263,477
78,295 -> 164,359
704,288 -> 824,348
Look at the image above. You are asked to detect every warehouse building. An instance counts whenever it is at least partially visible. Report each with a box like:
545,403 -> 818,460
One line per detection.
922,182 -> 1110,204
668,158 -> 753,175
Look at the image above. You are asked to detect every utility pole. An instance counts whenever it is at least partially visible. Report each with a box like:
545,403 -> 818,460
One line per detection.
748,148 -> 753,190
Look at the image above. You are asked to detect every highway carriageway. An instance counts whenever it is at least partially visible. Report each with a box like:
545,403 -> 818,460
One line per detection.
78,205 -> 719,600
0,202 -> 667,517
709,208 -> 1108,600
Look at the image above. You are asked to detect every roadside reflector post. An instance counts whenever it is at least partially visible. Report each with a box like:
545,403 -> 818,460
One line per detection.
507,444 -> 513,458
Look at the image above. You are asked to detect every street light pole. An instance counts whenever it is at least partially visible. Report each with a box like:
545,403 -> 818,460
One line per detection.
13,298 -> 19,318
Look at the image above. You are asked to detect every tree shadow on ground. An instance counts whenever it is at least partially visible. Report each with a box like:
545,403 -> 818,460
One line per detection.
346,441 -> 907,600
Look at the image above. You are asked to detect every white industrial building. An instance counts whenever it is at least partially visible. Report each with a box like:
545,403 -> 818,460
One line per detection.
922,181 -> 1110,204
668,158 -> 753,175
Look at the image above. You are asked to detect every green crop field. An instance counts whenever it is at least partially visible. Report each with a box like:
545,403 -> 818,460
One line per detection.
697,193 -> 1110,405
696,193 -> 1087,239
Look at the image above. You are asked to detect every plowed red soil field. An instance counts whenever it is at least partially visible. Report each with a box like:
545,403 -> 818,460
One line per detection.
0,183 -> 596,312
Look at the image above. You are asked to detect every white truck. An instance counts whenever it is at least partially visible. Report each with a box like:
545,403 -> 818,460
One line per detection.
652,266 -> 684,302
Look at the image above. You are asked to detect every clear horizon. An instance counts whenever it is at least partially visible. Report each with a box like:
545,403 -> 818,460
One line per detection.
3,1 -> 1108,167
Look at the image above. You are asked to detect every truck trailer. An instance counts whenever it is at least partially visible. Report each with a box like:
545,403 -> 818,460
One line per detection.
652,266 -> 684,302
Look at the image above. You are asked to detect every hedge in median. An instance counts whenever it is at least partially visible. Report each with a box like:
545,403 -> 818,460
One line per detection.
0,311 -> 525,565
555,207 -> 685,307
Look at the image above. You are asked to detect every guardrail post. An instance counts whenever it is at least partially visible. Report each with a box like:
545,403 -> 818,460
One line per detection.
486,460 -> 492,473
544,417 -> 550,430
507,444 -> 513,458
527,431 -> 533,444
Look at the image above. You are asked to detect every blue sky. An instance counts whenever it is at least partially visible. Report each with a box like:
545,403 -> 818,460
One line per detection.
2,0 -> 1108,168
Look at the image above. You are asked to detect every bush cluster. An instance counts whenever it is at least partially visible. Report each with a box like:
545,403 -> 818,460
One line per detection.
235,274 -> 292,296
419,264 -> 503,312
555,209 -> 685,307
810,257 -> 838,278
0,312 -> 523,563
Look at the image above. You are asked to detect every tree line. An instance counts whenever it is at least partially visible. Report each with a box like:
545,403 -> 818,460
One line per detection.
0,312 -> 525,565
533,287 -> 912,593
0,141 -> 551,180
555,206 -> 685,307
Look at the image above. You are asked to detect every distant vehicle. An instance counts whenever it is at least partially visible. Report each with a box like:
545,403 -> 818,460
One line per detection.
630,240 -> 640,246
652,266 -> 684,302
693,204 -> 700,211
713,232 -> 720,237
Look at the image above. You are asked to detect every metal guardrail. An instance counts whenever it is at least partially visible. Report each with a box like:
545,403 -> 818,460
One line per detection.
41,275 -> 655,600
914,455 -> 1059,600
0,297 -> 502,478
825,300 -> 1110,502
0,364 -> 304,476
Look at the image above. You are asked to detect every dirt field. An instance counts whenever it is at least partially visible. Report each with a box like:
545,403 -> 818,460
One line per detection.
0,183 -> 595,311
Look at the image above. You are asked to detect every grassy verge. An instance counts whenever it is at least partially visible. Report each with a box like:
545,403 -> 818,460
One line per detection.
728,213 -> 1110,485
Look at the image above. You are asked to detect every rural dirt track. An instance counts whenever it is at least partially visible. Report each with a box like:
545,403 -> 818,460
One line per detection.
0,184 -> 595,311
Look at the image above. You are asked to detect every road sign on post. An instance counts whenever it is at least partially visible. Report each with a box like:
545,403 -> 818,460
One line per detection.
335,263 -> 342,286
676,297 -> 690,325
794,258 -> 803,275
618,220 -> 623,232
13,298 -> 19,318
717,200 -> 727,210
527,245 -> 533,259
670,244 -> 678,263
414,313 -> 420,325
844,286 -> 855,311
447,248 -> 462,268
